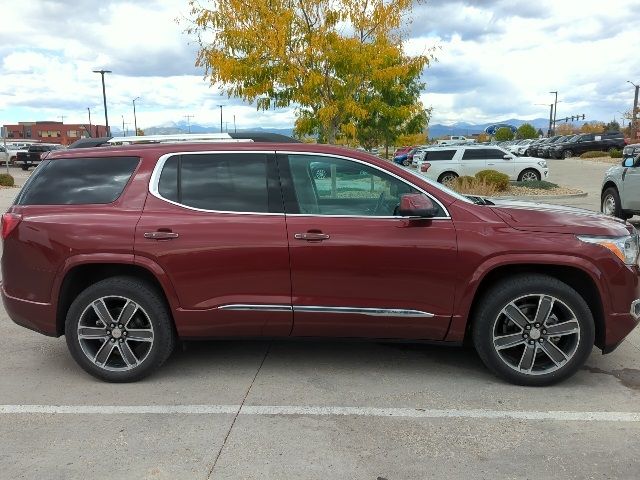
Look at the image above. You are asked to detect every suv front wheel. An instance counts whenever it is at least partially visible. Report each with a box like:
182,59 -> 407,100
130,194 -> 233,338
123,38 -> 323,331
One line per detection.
65,276 -> 175,382
601,187 -> 629,219
473,274 -> 594,386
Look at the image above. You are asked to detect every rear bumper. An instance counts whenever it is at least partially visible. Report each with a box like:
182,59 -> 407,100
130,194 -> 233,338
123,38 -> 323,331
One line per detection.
2,285 -> 58,337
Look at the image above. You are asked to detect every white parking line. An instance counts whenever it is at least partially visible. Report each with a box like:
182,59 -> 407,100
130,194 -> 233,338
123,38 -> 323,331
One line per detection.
1,404 -> 640,422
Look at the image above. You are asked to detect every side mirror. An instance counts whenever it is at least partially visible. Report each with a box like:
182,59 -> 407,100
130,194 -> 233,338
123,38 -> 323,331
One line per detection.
503,154 -> 512,160
623,157 -> 635,168
398,194 -> 438,218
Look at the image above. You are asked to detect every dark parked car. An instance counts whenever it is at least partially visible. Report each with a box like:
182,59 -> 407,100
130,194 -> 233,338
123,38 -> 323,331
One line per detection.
2,133 -> 639,385
539,135 -> 576,158
551,132 -> 627,159
16,143 -> 63,170
530,136 -> 561,157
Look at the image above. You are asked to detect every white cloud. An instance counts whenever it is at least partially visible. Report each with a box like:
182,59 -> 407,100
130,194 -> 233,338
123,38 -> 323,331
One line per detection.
0,0 -> 638,130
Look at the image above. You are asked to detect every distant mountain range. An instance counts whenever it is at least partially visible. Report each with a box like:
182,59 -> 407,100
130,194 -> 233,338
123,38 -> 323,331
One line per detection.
111,120 -> 294,138
111,117 -> 596,139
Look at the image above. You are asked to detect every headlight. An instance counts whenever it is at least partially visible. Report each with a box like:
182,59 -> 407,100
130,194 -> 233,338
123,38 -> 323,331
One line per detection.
537,160 -> 547,168
577,234 -> 639,265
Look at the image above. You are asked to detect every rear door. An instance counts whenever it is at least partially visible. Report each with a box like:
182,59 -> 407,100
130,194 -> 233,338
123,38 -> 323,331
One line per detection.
135,151 -> 293,337
459,148 -> 489,176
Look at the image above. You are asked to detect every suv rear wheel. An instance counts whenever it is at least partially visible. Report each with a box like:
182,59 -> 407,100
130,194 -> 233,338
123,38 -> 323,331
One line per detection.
472,274 -> 594,386
562,149 -> 574,159
438,172 -> 459,184
65,276 -> 175,382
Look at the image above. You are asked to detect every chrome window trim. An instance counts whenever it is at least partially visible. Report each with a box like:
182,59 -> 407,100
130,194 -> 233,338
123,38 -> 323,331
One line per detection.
217,304 -> 434,318
148,150 -> 451,219
281,151 -> 450,219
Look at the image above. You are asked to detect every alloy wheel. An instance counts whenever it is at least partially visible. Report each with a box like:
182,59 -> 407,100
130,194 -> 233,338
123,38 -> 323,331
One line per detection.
520,170 -> 539,182
492,294 -> 580,375
77,296 -> 154,372
602,194 -> 616,216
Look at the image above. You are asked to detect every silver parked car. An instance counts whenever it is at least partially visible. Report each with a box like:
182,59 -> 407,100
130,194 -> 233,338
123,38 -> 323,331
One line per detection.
601,143 -> 640,219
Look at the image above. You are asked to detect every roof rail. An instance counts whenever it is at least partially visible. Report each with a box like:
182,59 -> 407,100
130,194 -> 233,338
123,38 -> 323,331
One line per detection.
67,131 -> 299,149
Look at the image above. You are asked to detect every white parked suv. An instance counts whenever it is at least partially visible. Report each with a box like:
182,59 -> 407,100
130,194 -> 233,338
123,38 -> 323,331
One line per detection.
414,145 -> 549,184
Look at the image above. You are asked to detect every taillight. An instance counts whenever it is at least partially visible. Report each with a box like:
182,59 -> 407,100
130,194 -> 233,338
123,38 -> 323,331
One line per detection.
420,162 -> 431,172
2,213 -> 22,240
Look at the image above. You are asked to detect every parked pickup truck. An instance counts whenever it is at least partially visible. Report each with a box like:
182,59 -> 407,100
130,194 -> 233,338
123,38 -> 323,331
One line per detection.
16,143 -> 63,170
550,132 -> 627,159
436,135 -> 476,146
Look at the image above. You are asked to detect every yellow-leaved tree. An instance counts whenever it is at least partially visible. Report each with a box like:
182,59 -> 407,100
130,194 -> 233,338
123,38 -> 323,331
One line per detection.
187,0 -> 432,144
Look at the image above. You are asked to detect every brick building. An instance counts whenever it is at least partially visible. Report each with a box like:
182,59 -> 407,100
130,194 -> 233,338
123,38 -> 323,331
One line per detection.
3,121 -> 108,146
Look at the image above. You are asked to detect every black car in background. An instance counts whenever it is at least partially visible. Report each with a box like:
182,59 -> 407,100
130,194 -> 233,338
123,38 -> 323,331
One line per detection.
550,132 -> 626,159
16,143 -> 63,170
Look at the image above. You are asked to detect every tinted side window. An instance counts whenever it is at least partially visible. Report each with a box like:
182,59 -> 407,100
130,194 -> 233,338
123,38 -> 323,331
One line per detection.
462,149 -> 488,160
17,157 -> 139,205
425,149 -> 456,160
157,153 -> 270,213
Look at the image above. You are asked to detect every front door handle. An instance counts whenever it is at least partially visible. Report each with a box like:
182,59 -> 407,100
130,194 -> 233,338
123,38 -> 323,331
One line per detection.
144,231 -> 179,240
294,232 -> 330,241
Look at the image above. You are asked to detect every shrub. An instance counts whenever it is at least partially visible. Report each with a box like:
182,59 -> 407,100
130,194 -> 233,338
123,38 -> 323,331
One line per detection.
609,149 -> 622,158
474,170 -> 509,191
0,174 -> 14,187
580,151 -> 607,158
516,180 -> 558,190
451,176 -> 499,196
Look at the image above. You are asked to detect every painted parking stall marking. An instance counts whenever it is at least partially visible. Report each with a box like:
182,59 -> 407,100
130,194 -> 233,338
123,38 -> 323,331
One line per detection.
1,404 -> 640,422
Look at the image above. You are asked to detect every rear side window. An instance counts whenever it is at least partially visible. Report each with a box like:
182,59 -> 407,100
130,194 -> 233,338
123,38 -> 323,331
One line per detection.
16,157 -> 139,205
425,149 -> 456,160
157,153 -> 270,213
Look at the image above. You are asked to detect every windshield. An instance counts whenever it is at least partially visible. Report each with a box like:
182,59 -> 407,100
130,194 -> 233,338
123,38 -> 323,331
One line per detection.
567,135 -> 581,143
403,168 -> 473,204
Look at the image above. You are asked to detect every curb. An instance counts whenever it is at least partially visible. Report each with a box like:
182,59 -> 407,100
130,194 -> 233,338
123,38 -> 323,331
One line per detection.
495,191 -> 588,201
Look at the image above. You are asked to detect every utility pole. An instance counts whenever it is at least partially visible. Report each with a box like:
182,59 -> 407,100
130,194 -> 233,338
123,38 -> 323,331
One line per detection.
233,114 -> 236,133
183,114 -> 194,133
122,115 -> 126,137
92,70 -> 112,136
549,91 -> 558,135
218,105 -> 223,133
133,97 -> 140,135
87,108 -> 92,138
629,81 -> 639,141
59,115 -> 66,124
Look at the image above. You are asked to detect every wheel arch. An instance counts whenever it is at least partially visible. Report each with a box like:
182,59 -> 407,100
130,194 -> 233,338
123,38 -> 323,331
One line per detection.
449,261 -> 607,350
55,261 -> 178,336
601,180 -> 619,199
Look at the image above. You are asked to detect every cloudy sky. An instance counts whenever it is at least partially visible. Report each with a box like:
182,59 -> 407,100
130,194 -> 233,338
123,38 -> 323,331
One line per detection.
0,0 -> 638,131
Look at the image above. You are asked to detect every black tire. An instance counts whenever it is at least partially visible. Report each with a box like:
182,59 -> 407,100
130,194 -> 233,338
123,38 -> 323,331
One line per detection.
21,165 -> 28,171
518,168 -> 541,182
437,171 -> 459,184
562,149 -> 573,159
472,274 -> 595,386
65,276 -> 175,382
402,158 -> 411,166
601,187 -> 629,219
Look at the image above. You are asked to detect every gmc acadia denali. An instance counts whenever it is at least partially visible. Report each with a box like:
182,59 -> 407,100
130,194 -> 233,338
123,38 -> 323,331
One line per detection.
2,133 -> 639,385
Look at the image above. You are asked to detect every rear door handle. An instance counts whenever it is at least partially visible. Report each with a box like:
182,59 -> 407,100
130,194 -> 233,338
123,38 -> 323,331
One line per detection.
294,233 -> 330,241
144,231 -> 179,240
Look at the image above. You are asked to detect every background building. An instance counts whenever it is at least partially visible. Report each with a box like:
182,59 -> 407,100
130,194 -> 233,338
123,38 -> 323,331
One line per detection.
2,121 -> 108,145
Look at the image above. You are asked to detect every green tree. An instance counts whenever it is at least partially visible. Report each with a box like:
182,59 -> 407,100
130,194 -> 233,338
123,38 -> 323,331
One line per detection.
494,127 -> 514,141
187,0 -> 433,144
516,123 -> 537,139
604,120 -> 621,132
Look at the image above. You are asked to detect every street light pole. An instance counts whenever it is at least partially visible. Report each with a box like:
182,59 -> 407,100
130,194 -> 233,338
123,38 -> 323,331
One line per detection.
122,115 -> 126,137
549,91 -> 558,135
628,81 -> 639,141
132,97 -> 140,135
87,107 -> 92,138
233,114 -> 236,133
93,70 -> 112,136
218,105 -> 223,133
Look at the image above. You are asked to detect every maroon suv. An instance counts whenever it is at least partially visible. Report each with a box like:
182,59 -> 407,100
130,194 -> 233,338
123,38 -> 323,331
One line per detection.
2,134 -> 639,385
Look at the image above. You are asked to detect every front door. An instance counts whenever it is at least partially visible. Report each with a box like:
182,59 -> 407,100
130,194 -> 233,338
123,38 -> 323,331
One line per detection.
279,153 -> 458,340
621,162 -> 640,211
135,151 -> 292,337
459,148 -> 489,176
485,148 -> 515,178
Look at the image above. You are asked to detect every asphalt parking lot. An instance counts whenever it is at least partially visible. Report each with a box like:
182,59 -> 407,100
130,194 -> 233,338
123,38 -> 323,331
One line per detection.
1,159 -> 640,479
